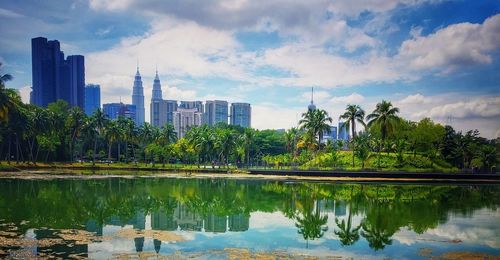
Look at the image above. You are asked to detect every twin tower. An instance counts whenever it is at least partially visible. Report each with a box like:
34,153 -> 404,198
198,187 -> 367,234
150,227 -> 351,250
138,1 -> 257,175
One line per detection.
133,67 -> 251,138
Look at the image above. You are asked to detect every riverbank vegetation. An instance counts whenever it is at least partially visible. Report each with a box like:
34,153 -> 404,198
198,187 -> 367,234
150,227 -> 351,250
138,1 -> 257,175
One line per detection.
0,64 -> 497,173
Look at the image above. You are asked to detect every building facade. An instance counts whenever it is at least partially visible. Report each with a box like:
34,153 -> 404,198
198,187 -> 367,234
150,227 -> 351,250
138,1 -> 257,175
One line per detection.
338,122 -> 349,141
132,67 -> 145,125
150,70 -> 163,127
103,103 -> 136,120
204,100 -> 228,126
179,101 -> 204,113
322,125 -> 338,143
84,84 -> 100,115
230,102 -> 251,128
173,108 -> 202,138
31,37 -> 85,109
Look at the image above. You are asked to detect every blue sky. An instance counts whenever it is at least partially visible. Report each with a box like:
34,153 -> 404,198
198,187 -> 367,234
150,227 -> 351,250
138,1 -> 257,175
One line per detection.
0,0 -> 499,137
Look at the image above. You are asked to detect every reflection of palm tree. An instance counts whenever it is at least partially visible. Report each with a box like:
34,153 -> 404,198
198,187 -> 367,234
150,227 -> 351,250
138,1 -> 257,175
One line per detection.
334,214 -> 360,246
295,200 -> 328,248
360,220 -> 392,251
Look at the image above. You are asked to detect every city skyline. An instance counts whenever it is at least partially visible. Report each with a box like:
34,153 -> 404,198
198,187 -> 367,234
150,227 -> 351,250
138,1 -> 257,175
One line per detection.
1,1 -> 499,138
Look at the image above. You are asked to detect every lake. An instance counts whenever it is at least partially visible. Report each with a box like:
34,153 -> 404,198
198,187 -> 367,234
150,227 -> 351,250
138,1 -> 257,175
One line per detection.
0,176 -> 499,259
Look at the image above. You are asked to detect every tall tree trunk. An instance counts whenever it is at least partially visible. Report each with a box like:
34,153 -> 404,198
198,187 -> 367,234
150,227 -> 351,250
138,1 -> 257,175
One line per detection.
117,141 -> 121,162
108,142 -> 112,165
93,137 -> 97,166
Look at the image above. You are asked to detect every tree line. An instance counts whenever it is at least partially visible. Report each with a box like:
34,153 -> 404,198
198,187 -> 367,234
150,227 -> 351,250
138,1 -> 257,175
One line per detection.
0,64 -> 497,172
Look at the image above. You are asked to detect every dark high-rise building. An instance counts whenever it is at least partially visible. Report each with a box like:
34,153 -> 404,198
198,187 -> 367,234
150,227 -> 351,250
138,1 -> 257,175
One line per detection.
31,37 -> 85,109
84,84 -> 100,115
230,103 -> 251,128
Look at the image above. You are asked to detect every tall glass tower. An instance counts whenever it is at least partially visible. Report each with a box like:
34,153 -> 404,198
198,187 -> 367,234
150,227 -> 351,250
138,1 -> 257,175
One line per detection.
132,65 -> 145,125
150,69 -> 163,127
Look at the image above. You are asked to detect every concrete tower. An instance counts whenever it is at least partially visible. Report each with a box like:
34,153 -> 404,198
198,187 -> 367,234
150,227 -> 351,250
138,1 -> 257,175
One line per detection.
132,64 -> 145,125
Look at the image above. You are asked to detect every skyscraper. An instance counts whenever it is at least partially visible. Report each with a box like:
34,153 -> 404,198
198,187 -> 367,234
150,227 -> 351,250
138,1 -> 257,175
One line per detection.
179,101 -> 204,113
338,122 -> 349,141
173,108 -> 203,138
132,66 -> 145,125
84,84 -> 100,115
103,103 -> 136,120
31,37 -> 85,108
204,100 -> 228,126
230,103 -> 251,128
150,69 -> 163,127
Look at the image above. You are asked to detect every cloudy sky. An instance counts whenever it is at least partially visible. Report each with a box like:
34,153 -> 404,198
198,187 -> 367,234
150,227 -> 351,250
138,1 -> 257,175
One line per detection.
1,0 -> 499,138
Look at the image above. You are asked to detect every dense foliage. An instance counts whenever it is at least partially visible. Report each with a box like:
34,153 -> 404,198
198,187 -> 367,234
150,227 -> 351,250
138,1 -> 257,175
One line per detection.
0,65 -> 497,172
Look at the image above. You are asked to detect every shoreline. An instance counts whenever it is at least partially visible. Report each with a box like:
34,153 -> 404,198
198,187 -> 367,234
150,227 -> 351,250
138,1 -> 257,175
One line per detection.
1,168 -> 499,184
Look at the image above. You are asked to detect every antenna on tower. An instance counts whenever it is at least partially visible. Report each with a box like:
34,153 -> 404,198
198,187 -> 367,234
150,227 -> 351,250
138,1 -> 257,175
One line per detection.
311,87 -> 314,104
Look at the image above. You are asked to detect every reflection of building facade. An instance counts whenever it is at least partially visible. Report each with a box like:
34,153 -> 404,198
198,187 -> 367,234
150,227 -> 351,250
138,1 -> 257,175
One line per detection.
334,200 -> 347,217
173,108 -> 203,138
85,219 -> 103,236
204,214 -> 227,233
151,210 -> 177,231
174,203 -> 203,231
228,214 -> 249,232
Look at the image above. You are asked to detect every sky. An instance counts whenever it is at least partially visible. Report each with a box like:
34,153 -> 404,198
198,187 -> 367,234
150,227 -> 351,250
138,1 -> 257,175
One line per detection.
0,0 -> 499,138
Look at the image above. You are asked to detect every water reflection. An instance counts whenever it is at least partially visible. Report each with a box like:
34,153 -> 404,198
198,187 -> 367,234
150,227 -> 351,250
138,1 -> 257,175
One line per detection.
0,177 -> 498,258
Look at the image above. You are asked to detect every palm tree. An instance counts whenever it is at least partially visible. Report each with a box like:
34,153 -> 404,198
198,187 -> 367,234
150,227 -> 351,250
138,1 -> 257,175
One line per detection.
67,107 -> 86,163
138,122 -> 153,164
0,63 -> 20,124
299,109 -> 332,149
240,128 -> 255,166
285,127 -> 299,157
160,124 -> 177,145
366,100 -> 400,161
214,128 -> 236,167
91,108 -> 108,165
105,120 -> 121,163
339,104 -> 365,139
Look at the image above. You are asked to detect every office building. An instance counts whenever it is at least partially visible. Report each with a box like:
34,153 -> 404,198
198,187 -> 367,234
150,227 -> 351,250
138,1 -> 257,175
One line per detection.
338,122 -> 349,141
150,70 -> 163,127
204,100 -> 228,126
84,84 -> 100,115
179,101 -> 204,113
103,103 -> 136,120
173,108 -> 203,138
151,100 -> 178,127
230,102 -> 251,128
132,66 -> 145,125
322,125 -> 338,143
31,37 -> 85,109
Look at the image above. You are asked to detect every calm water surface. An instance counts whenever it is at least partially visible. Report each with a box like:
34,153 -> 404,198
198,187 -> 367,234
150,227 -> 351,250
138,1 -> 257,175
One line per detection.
0,177 -> 499,259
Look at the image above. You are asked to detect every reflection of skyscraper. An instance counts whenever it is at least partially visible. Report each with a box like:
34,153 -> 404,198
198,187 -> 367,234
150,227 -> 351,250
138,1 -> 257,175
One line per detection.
174,203 -> 203,231
154,239 -> 162,254
204,214 -> 227,233
128,211 -> 146,230
85,219 -> 103,236
134,237 -> 145,252
152,210 -> 177,231
228,214 -> 249,232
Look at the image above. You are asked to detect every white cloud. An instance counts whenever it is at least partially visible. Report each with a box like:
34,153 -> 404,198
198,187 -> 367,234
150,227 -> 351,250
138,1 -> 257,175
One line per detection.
88,0 -> 132,11
413,97 -> 500,119
18,85 -> 31,104
261,44 -> 400,88
329,93 -> 365,104
398,14 -> 500,72
252,104 -> 303,130
0,8 -> 24,18
398,93 -> 429,105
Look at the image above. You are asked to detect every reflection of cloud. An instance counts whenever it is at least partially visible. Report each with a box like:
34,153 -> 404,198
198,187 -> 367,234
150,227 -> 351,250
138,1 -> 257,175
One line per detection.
393,208 -> 500,249
249,211 -> 294,230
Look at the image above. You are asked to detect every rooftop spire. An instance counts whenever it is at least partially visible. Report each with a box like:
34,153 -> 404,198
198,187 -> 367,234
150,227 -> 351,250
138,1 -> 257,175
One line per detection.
310,87 -> 314,104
